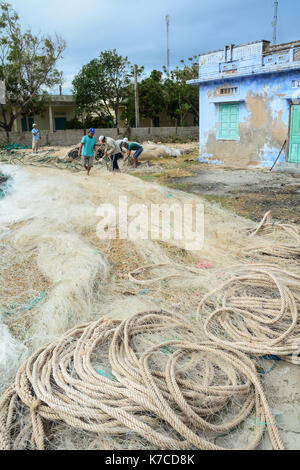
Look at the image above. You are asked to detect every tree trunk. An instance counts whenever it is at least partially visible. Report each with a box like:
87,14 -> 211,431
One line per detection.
115,106 -> 119,129
0,104 -> 10,143
178,94 -> 182,127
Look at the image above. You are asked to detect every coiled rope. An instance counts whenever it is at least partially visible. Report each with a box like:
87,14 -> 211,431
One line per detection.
0,311 -> 284,450
245,211 -> 300,259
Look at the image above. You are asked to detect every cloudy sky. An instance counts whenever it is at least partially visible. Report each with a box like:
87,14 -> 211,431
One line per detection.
8,0 -> 300,93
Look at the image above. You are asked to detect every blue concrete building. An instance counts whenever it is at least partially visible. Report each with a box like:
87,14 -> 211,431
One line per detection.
188,40 -> 300,167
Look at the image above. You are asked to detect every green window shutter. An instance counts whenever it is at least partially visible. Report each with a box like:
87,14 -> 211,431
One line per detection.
218,103 -> 239,140
21,117 -> 27,132
288,105 -> 300,163
55,117 -> 67,130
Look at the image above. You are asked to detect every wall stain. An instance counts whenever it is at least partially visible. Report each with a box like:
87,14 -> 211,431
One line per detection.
204,92 -> 288,167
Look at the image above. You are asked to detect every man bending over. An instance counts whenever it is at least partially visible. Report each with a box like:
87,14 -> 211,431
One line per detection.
122,141 -> 143,169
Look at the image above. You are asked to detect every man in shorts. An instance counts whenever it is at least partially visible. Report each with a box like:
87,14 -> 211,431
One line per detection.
78,128 -> 97,176
32,123 -> 40,153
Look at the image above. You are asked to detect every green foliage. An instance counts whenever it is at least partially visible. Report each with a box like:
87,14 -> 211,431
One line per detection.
139,70 -> 165,124
120,84 -> 135,127
0,1 -> 66,138
65,115 -> 112,130
72,47 -> 199,130
72,49 -> 131,128
164,59 -> 199,126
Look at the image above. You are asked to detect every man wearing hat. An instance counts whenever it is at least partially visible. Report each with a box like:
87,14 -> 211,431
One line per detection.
32,123 -> 40,153
98,135 -> 123,172
78,128 -> 97,176
121,141 -> 143,169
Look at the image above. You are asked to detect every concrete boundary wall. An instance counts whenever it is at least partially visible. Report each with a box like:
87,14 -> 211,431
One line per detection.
0,127 -> 199,147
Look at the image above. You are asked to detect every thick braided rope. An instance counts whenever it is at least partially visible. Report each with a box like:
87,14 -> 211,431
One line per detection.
0,311 -> 284,450
128,260 -> 300,364
197,266 -> 300,361
246,211 -> 300,259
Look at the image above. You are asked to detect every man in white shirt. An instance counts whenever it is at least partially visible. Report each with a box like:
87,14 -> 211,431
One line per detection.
99,136 -> 123,172
115,137 -> 128,147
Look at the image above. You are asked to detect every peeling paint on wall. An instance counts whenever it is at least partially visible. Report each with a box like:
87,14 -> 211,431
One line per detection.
198,72 -> 298,167
193,40 -> 300,167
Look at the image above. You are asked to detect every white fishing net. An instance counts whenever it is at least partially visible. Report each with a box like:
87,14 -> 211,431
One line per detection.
0,162 -> 299,450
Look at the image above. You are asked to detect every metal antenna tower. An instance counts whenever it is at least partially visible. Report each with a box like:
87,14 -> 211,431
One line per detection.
166,14 -> 170,72
272,1 -> 279,45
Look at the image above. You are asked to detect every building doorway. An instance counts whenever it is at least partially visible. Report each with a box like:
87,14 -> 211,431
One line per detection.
288,104 -> 300,163
153,116 -> 160,128
55,117 -> 67,130
21,116 -> 34,132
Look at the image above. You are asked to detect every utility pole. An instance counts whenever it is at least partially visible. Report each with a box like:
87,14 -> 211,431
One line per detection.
272,1 -> 279,45
134,64 -> 140,128
166,14 -> 170,73
0,81 -> 5,104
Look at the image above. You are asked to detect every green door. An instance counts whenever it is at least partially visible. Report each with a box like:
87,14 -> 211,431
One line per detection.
55,117 -> 67,130
289,105 -> 300,163
218,103 -> 239,140
21,116 -> 34,132
153,116 -> 160,128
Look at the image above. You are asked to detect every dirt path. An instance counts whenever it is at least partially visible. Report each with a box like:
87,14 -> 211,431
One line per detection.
165,167 -> 300,223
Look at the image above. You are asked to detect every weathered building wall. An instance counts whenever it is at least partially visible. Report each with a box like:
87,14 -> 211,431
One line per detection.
1,96 -> 76,132
199,70 -> 300,167
187,39 -> 300,167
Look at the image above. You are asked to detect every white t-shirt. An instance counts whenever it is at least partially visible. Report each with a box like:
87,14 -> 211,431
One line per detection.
104,137 -> 121,157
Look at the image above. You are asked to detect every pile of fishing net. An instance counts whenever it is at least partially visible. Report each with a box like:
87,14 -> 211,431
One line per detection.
0,311 -> 283,450
1,143 -> 30,151
0,190 -> 298,452
127,207 -> 300,367
140,143 -> 192,161
0,149 -> 83,171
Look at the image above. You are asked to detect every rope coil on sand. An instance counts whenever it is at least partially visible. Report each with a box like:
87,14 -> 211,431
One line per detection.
0,311 -> 284,450
246,211 -> 300,259
199,265 -> 300,363
129,262 -> 300,364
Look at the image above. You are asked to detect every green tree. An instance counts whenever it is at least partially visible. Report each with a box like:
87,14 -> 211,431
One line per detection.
21,92 -> 50,130
164,58 -> 199,126
73,49 -> 131,129
0,1 -> 66,141
65,114 -> 112,130
139,70 -> 166,126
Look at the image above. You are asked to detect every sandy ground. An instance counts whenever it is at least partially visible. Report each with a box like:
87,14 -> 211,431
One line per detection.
166,167 -> 300,223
